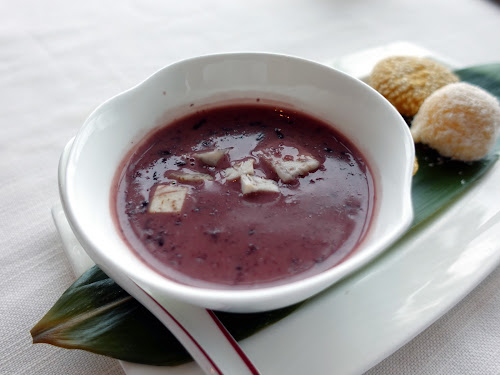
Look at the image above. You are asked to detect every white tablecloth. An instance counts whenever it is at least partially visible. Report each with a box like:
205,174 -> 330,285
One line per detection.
1,0 -> 499,374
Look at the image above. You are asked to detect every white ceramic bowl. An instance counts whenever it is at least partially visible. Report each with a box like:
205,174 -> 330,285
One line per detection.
59,53 -> 414,312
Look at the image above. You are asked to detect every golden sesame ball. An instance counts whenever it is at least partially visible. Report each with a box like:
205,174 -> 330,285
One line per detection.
370,56 -> 459,117
411,82 -> 500,161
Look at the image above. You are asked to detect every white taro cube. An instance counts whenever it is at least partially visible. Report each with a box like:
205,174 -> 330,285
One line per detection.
240,174 -> 280,195
194,149 -> 228,166
169,171 -> 214,182
224,159 -> 255,181
261,150 -> 320,183
149,185 -> 188,213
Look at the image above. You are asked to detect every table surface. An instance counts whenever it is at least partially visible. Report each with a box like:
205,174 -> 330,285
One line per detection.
1,1 -> 499,374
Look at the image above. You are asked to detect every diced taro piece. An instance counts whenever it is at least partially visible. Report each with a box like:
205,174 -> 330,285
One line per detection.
260,148 -> 320,182
224,159 -> 255,181
240,174 -> 280,195
169,171 -> 214,182
193,149 -> 228,166
149,185 -> 188,213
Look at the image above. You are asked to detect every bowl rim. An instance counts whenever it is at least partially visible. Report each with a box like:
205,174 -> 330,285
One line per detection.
60,52 -> 414,311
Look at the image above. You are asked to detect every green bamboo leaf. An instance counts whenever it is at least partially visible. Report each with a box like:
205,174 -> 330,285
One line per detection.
455,63 -> 500,98
32,63 -> 500,366
31,266 -> 190,365
31,265 -> 302,366
411,143 -> 499,228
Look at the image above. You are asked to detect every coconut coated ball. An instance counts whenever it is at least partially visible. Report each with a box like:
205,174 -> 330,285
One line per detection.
370,56 -> 459,117
411,82 -> 500,161
413,157 -> 419,175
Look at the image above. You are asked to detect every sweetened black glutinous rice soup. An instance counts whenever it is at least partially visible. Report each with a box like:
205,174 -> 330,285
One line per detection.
113,103 -> 375,288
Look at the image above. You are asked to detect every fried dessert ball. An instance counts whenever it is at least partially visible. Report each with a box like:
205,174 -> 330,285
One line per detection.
411,82 -> 500,161
370,56 -> 459,117
413,157 -> 419,175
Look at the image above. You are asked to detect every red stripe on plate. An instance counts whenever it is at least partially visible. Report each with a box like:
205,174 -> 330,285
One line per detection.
136,284 -> 222,375
206,309 -> 261,375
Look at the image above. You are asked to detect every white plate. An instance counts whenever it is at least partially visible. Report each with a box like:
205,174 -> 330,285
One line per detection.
53,42 -> 500,375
